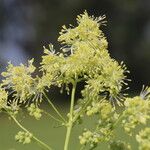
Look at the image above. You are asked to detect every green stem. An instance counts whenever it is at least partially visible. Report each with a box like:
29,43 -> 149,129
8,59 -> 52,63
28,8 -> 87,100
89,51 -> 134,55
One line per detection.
43,92 -> 66,123
64,81 -> 77,150
11,115 -> 53,150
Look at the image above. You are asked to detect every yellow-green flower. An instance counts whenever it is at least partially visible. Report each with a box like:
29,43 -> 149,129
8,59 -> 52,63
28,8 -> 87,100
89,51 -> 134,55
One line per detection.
136,128 -> 150,150
0,87 -> 8,110
58,11 -> 106,46
122,96 -> 150,134
15,131 -> 32,144
27,104 -> 42,120
1,59 -> 36,103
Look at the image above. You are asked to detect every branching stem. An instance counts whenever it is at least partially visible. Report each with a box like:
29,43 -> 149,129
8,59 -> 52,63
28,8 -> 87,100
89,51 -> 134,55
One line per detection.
64,81 -> 77,150
10,115 -> 53,150
43,92 -> 66,123
43,111 -> 64,124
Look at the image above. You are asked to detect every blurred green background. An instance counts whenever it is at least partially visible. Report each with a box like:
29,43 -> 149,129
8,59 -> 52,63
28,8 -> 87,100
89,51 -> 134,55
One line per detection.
0,109 -> 139,150
0,0 -> 150,149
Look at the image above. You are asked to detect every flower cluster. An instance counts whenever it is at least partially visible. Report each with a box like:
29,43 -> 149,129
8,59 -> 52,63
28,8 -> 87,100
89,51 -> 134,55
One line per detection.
39,45 -> 65,88
0,87 -> 8,110
58,13 -> 127,110
39,12 -> 127,101
86,101 -> 113,118
58,12 -> 127,96
79,129 -> 100,149
1,59 -> 36,103
136,127 -> 150,150
58,11 -> 106,46
79,101 -> 119,149
122,96 -> 150,135
109,140 -> 131,150
27,104 -> 42,120
15,131 -> 32,144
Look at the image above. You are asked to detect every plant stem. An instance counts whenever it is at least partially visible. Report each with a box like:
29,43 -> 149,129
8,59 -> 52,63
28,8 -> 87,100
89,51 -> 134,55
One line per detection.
43,92 -> 66,123
64,81 -> 77,150
11,115 -> 53,150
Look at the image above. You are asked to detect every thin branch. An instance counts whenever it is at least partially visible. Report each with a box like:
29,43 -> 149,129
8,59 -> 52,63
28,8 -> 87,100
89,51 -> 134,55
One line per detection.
43,111 -> 64,124
10,115 -> 53,150
43,92 -> 66,123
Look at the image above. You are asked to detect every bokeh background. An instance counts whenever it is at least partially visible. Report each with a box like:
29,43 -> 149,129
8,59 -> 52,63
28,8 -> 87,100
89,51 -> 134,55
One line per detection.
1,0 -> 150,94
0,0 -> 150,149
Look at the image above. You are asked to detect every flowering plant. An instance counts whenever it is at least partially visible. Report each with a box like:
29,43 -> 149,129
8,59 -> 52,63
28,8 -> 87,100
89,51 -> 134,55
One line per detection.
0,12 -> 150,150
